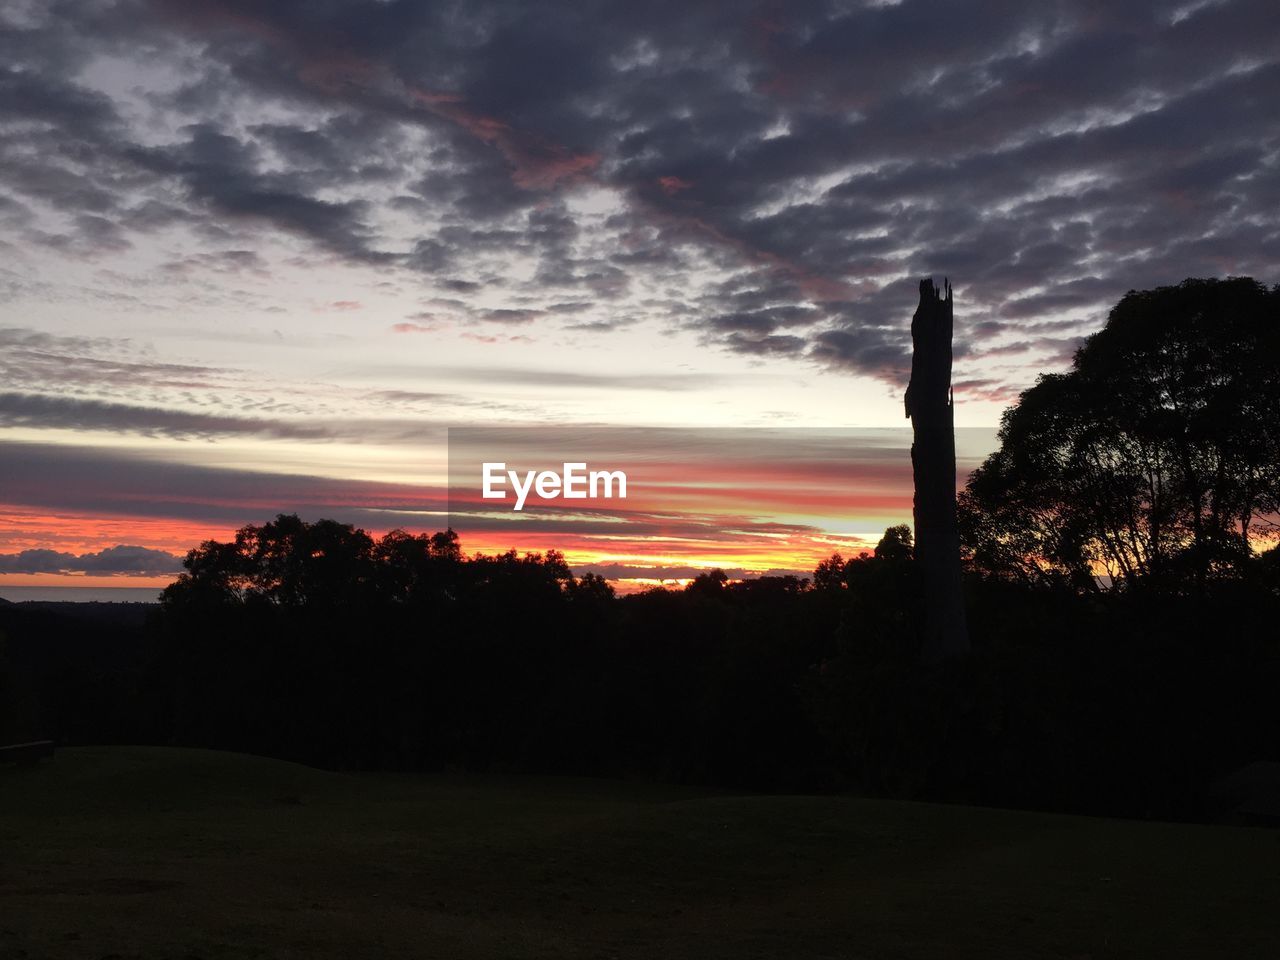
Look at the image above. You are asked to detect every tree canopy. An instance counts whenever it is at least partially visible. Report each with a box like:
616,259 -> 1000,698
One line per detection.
960,277 -> 1280,591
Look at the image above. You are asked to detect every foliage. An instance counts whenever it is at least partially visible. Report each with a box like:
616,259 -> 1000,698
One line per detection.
959,278 -> 1280,590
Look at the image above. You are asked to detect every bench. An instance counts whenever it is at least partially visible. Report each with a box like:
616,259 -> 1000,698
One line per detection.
0,740 -> 55,766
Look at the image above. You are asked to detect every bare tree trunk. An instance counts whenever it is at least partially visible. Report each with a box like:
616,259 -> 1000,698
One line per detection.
905,278 -> 970,661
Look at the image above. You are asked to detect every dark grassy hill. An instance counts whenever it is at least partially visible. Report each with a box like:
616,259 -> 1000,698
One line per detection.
2,746 -> 1278,959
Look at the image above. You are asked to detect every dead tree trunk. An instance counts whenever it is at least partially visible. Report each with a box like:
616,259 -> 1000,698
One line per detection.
904,278 -> 969,661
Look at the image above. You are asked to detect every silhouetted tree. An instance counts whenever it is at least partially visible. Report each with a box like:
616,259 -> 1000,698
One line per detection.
164,514 -> 380,607
874,524 -> 913,562
22,453 -> 1239,817
960,278 -> 1280,591
813,552 -> 849,592
374,528 -> 462,603
567,571 -> 616,604
685,568 -> 729,597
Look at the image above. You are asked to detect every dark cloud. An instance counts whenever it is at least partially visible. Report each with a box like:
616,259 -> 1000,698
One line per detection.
0,391 -> 333,440
722,332 -> 807,357
0,327 -> 230,395
561,318 -> 636,333
346,364 -> 757,392
1,0 -> 1275,386
124,123 -> 387,261
0,440 -> 448,530
0,545 -> 182,576
479,308 -> 541,325
0,391 -> 483,444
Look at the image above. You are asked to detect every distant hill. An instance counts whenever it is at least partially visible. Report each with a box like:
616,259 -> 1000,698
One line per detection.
1,599 -> 155,629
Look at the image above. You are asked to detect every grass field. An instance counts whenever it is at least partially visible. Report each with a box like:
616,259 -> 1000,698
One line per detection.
2,747 -> 1278,959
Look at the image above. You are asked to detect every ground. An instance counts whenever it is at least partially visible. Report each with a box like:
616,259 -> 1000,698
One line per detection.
2,747 -> 1278,959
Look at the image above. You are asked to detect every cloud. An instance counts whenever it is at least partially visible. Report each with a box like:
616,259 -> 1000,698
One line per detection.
342,364 -> 760,391
479,308 -> 542,324
0,0 -> 1275,389
0,440 -> 449,530
0,391 -> 334,441
0,544 -> 183,576
722,332 -> 807,357
0,327 -> 230,394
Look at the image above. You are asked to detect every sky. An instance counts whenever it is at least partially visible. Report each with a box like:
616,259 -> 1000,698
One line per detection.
1,0 -> 1277,595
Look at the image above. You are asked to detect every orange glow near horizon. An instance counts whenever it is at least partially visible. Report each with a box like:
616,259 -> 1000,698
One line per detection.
0,573 -> 176,590
0,505 -> 230,556
442,437 -> 915,576
1,433 -> 931,591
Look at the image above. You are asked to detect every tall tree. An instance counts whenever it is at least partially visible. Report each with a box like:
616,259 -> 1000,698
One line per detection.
905,278 -> 970,659
959,277 -> 1280,590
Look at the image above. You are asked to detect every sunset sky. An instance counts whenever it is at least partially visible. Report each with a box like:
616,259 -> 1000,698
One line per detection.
2,0 -> 1277,595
